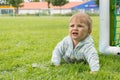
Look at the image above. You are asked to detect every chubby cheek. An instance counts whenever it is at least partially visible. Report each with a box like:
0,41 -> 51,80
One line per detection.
78,29 -> 88,36
82,30 -> 89,37
69,28 -> 72,35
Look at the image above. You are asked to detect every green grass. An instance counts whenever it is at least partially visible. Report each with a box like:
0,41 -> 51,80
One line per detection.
0,16 -> 120,80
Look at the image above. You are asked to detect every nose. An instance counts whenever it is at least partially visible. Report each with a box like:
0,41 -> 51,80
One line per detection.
73,25 -> 78,30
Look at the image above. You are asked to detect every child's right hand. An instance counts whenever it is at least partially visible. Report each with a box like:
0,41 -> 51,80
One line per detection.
51,63 -> 60,67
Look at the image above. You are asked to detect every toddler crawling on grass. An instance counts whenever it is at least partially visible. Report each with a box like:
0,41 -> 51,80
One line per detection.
51,13 -> 100,73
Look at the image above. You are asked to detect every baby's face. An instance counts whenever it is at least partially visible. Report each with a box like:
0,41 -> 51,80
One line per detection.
69,17 -> 90,42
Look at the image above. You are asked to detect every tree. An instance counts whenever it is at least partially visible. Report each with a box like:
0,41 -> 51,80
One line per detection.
6,0 -> 23,14
44,0 -> 51,8
51,0 -> 68,6
43,0 -> 51,15
33,0 -> 39,2
94,0 -> 120,6
94,0 -> 99,6
51,0 -> 68,14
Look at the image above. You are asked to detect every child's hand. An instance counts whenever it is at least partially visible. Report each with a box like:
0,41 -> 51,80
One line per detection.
50,63 -> 60,67
90,71 -> 98,74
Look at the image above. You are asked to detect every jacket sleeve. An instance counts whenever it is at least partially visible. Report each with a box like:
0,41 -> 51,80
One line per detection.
51,40 -> 66,66
84,45 -> 100,71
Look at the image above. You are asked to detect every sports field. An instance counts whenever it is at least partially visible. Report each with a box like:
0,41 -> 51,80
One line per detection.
0,16 -> 120,80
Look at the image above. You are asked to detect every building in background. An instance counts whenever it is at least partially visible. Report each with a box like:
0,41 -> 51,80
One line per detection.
24,0 -> 90,2
0,0 -> 15,16
71,0 -> 99,14
19,0 -> 98,15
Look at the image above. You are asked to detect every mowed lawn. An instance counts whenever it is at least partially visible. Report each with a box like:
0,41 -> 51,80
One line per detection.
0,16 -> 120,80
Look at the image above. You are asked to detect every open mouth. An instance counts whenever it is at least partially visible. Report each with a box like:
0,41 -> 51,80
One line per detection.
72,32 -> 78,35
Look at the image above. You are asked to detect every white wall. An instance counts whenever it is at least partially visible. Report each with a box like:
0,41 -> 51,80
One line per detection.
19,9 -> 72,15
50,9 -> 72,15
19,9 -> 42,14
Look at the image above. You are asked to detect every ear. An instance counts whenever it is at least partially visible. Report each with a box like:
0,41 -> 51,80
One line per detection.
88,29 -> 92,34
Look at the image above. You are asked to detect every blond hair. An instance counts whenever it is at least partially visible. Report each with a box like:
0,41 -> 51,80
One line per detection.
70,13 -> 92,33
